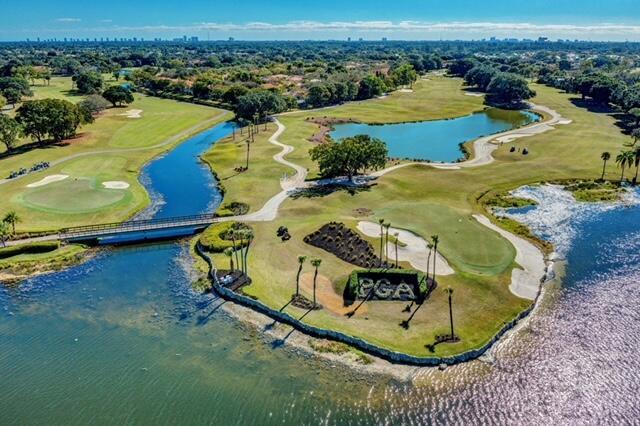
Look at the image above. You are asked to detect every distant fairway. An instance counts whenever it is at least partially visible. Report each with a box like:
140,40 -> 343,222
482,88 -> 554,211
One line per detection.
18,179 -> 129,214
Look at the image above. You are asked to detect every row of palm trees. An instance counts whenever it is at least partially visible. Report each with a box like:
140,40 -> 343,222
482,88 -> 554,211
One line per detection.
222,228 -> 254,276
0,211 -> 20,247
601,144 -> 640,184
294,255 -> 323,307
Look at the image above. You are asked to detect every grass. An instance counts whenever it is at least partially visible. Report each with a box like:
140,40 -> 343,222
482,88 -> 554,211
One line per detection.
0,242 -> 86,282
0,76 -> 232,231
201,77 -> 632,357
201,122 -> 290,212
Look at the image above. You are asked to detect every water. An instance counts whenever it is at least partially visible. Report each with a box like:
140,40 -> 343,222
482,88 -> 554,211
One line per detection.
330,109 -> 539,162
2,125 -> 640,423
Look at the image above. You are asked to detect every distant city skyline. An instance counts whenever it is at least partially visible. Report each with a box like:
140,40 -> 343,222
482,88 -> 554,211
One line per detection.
2,0 -> 640,41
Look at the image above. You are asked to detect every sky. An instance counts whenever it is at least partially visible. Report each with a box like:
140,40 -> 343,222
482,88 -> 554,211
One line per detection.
1,0 -> 640,42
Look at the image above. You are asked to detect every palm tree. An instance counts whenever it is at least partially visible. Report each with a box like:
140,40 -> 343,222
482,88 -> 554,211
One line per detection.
444,287 -> 455,340
430,235 -> 439,284
245,138 -> 251,170
310,258 -> 322,307
2,211 -> 19,235
242,229 -> 254,275
425,242 -> 433,282
229,230 -> 240,274
393,232 -> 399,268
0,222 -> 9,247
600,151 -> 611,181
633,147 -> 640,185
384,223 -> 391,262
295,255 -> 307,297
224,247 -> 235,271
378,218 -> 385,267
616,150 -> 635,182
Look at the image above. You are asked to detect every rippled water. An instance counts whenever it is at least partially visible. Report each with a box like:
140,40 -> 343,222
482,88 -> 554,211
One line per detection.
329,109 -> 539,162
2,129 -> 640,424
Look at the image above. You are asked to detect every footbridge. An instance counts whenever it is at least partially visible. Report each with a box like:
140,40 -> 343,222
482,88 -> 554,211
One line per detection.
58,213 -> 219,243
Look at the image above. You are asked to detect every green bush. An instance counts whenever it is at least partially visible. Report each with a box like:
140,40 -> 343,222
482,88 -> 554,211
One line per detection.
0,241 -> 60,260
215,201 -> 250,217
199,222 -> 251,252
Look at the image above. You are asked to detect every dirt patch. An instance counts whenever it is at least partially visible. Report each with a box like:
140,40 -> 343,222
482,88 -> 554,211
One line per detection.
299,272 -> 367,316
352,207 -> 373,217
118,109 -> 143,119
304,222 -> 390,268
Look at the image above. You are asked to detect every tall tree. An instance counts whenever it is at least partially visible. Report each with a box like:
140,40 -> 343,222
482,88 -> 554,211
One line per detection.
393,232 -> 400,268
431,235 -> 439,284
600,151 -> 611,180
295,255 -> 307,298
2,211 -> 19,234
616,150 -> 635,181
309,135 -> 388,181
444,287 -> 455,340
378,218 -> 385,267
102,85 -> 134,107
0,114 -> 22,152
310,258 -> 322,307
224,247 -> 235,271
0,222 -> 9,247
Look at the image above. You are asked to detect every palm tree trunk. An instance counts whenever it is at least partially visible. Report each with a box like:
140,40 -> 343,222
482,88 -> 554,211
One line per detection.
245,140 -> 250,170
621,165 -> 626,182
395,240 -> 398,268
379,227 -> 384,267
385,228 -> 389,262
295,265 -> 302,296
448,293 -> 454,339
313,267 -> 318,305
244,238 -> 252,275
231,235 -> 239,274
433,244 -> 438,284
601,160 -> 607,180
426,249 -> 432,283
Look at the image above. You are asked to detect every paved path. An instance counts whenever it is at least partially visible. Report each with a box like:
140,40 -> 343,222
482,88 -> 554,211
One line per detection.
0,111 -> 232,186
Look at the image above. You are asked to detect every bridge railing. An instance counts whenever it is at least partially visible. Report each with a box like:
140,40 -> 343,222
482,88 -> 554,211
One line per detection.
59,212 -> 218,239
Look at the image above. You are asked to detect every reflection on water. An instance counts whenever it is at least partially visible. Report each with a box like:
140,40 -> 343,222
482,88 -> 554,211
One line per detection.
329,109 -> 539,162
2,144 -> 640,423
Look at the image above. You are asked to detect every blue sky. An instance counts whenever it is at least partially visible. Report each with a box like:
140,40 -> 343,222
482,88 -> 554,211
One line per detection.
1,0 -> 640,41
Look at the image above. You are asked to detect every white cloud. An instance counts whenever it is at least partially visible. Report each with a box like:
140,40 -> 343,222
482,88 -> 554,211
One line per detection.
55,18 -> 82,23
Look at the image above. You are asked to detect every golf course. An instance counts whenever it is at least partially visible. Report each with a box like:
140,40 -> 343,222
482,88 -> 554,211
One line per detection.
199,74 -> 627,357
0,76 -> 231,231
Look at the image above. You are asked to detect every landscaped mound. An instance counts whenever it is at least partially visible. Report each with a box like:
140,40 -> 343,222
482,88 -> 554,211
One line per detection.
199,221 -> 252,252
304,222 -> 390,268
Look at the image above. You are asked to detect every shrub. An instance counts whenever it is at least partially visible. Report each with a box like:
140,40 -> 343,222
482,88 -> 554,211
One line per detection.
0,241 -> 60,259
199,221 -> 251,252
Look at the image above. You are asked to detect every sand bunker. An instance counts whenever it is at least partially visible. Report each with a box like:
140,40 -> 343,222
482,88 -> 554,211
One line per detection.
465,92 -> 485,97
299,272 -> 367,316
102,181 -> 130,189
26,174 -> 69,188
357,221 -> 454,276
398,88 -> 414,93
118,109 -> 143,119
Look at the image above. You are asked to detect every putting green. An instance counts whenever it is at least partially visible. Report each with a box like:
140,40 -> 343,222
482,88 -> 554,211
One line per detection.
17,178 -> 130,214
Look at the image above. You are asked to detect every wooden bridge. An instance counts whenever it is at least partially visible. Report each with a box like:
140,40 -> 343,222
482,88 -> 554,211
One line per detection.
58,213 -> 219,243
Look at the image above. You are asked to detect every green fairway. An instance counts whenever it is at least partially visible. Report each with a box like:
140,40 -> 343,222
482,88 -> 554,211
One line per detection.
202,78 -> 629,357
0,76 -> 232,231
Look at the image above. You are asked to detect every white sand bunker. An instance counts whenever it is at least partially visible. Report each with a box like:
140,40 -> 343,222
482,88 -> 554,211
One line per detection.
118,109 -> 143,119
465,92 -> 485,97
357,221 -> 454,276
102,181 -> 130,189
398,88 -> 414,93
26,174 -> 69,188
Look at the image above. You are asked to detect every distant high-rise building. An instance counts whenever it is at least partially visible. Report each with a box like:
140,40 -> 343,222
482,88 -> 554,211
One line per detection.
347,37 -> 351,41
382,37 -> 387,42
190,36 -> 199,42
358,37 -> 363,41
228,37 -> 235,41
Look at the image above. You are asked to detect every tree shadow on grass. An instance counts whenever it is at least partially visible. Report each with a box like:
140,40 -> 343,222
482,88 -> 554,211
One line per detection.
290,182 -> 375,199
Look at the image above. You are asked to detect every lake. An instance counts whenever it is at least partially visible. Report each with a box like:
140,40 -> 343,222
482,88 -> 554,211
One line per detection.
329,109 -> 539,162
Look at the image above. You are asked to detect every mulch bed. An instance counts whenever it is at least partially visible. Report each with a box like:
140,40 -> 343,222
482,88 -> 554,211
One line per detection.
304,222 -> 391,268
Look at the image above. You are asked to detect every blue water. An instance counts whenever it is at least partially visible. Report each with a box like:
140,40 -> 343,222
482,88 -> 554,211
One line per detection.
330,109 -> 539,162
141,121 -> 236,219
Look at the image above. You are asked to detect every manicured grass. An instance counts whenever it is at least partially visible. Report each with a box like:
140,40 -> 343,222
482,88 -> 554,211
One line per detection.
0,77 -> 232,231
207,80 -> 629,357
0,242 -> 86,279
201,122 -> 290,213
